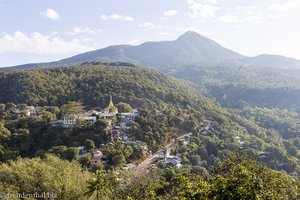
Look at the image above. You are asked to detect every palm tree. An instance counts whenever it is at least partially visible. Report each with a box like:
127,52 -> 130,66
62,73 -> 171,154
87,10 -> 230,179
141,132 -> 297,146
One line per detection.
85,170 -> 110,200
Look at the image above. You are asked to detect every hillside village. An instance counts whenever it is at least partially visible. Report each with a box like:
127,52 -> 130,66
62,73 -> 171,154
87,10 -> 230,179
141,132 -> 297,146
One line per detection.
1,97 -> 260,173
50,96 -> 139,128
3,96 -> 188,172
1,92 -> 295,176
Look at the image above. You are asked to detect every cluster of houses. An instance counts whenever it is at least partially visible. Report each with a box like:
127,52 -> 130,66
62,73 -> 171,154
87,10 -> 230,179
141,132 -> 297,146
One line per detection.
50,96 -> 140,129
160,133 -> 193,170
111,115 -> 138,141
8,106 -> 44,117
77,146 -> 106,165
64,96 -> 145,167
162,148 -> 182,169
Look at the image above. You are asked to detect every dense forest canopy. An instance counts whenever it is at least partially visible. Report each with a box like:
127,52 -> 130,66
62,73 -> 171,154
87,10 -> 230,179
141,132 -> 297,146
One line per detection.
0,65 -> 203,108
167,65 -> 300,112
0,64 -> 299,199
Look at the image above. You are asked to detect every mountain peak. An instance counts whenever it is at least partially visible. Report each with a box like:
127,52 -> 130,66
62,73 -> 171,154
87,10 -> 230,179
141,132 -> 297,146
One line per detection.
5,31 -> 300,71
177,31 -> 205,40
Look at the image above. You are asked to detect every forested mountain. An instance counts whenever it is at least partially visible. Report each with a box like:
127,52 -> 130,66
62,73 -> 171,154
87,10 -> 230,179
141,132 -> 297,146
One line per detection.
0,64 -> 204,107
168,64 -> 300,112
0,64 -> 299,173
3,31 -> 300,115
247,54 -> 300,69
4,31 -> 300,70
0,64 -> 299,199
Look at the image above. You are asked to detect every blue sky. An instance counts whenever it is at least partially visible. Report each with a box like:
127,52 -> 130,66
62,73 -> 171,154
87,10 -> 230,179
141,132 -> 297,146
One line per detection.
1,0 -> 300,67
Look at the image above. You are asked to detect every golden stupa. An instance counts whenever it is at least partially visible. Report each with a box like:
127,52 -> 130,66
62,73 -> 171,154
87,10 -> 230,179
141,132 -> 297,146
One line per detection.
105,95 -> 118,113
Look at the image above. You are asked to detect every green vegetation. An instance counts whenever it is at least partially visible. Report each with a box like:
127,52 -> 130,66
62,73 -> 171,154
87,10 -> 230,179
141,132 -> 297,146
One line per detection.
0,65 -> 299,172
1,153 -> 298,200
0,65 -> 203,108
238,106 -> 300,139
169,65 -> 300,112
0,64 -> 299,199
0,155 -> 91,200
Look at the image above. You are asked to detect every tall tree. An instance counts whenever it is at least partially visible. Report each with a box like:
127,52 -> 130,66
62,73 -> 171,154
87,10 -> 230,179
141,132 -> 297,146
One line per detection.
85,170 -> 112,200
0,155 -> 91,200
61,101 -> 84,116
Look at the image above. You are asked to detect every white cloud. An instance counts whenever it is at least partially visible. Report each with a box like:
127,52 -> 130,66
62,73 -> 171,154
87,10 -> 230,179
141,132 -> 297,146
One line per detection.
235,6 -> 258,15
100,15 -> 108,20
41,9 -> 60,20
270,0 -> 300,12
163,10 -> 179,17
218,15 -> 243,23
244,15 -> 260,22
159,32 -> 169,36
138,22 -> 155,30
100,14 -> 133,21
267,14 -> 281,20
186,0 -> 219,19
69,27 -> 102,35
206,0 -> 218,4
0,31 -> 93,54
218,14 -> 260,24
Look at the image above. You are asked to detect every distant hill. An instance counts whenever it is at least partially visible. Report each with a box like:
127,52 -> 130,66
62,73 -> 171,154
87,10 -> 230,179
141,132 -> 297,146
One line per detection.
2,31 -> 300,114
3,31 -> 300,71
1,64 -> 299,175
0,64 -> 204,107
246,54 -> 300,69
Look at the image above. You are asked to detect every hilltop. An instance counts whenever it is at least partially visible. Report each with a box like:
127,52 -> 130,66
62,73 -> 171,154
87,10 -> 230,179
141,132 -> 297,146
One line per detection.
0,64 -> 204,107
4,31 -> 300,71
0,64 -> 299,176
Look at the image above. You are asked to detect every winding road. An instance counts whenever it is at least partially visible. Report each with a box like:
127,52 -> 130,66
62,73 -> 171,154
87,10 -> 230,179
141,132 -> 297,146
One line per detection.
130,133 -> 192,176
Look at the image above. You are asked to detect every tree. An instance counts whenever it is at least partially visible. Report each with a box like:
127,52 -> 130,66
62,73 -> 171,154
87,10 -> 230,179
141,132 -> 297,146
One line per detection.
206,139 -> 219,156
0,155 -> 91,200
85,170 -> 112,200
61,101 -> 84,116
210,153 -> 300,200
131,146 -> 145,160
164,175 -> 210,199
46,106 -> 59,114
189,155 -> 201,166
116,102 -> 132,113
84,139 -> 95,151
191,166 -> 210,179
198,145 -> 208,160
0,121 -> 11,139
5,103 -> 16,110
118,169 -> 164,200
79,156 -> 91,168
11,129 -> 31,153
112,154 -> 126,167
40,111 -> 56,123
95,119 -> 109,130
0,104 -> 5,112
17,103 -> 28,110
49,146 -> 78,161
164,165 -> 176,181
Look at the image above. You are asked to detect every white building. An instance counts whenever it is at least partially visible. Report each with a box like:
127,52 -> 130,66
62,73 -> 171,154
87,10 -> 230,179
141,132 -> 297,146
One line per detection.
63,117 -> 76,127
120,112 -> 139,121
99,111 -> 116,120
28,106 -> 36,115
82,116 -> 97,125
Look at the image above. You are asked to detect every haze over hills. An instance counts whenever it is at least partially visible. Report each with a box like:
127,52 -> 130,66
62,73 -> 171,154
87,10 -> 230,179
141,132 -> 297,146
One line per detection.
3,31 -> 300,70
2,31 -> 300,113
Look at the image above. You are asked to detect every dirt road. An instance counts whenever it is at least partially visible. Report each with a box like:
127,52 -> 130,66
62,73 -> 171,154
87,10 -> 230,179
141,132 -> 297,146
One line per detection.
130,132 -> 192,176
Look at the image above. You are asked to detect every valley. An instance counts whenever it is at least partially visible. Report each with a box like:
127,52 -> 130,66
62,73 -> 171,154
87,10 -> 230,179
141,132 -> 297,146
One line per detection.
0,32 -> 300,199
